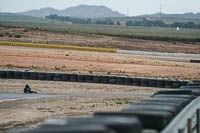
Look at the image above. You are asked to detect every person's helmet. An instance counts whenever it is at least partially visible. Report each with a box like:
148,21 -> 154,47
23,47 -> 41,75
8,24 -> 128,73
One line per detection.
25,84 -> 30,88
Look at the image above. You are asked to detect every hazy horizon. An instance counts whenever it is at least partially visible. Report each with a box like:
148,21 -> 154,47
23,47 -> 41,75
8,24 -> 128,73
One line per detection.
1,0 -> 200,16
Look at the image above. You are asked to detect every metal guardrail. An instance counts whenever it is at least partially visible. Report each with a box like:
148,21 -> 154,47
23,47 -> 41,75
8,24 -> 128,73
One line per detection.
161,97 -> 200,133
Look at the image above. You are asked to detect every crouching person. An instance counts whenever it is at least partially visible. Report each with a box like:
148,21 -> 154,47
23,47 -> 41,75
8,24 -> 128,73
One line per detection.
24,84 -> 37,94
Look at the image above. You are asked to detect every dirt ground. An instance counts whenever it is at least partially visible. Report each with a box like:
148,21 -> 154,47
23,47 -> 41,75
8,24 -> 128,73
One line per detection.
0,45 -> 200,80
0,27 -> 200,54
0,79 -> 160,133
0,27 -> 200,132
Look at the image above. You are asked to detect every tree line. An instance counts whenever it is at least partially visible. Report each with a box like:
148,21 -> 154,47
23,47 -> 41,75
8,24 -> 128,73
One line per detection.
46,15 -> 200,29
126,19 -> 200,29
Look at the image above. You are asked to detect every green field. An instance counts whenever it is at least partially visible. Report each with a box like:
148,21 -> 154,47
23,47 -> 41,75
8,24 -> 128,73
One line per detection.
93,16 -> 200,24
0,21 -> 200,42
0,13 -> 61,24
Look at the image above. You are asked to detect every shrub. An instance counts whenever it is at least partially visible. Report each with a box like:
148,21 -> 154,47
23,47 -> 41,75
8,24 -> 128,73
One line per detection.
14,34 -> 21,38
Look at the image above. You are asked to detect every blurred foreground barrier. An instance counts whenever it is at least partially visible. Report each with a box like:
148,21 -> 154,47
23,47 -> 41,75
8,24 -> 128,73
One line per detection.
9,81 -> 200,133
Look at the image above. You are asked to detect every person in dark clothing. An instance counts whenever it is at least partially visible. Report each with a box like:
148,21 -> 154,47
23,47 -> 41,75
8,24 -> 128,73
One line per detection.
24,84 -> 37,94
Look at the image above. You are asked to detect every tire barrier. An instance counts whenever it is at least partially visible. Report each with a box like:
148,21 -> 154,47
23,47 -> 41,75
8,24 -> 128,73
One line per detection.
14,71 -> 22,79
116,76 -> 125,85
77,75 -> 85,82
37,72 -> 46,80
11,83 -> 200,133
53,73 -> 62,81
46,73 -> 54,81
108,76 -> 117,84
6,71 -> 14,79
22,71 -> 31,79
61,74 -> 69,81
190,60 -> 200,63
0,70 -> 189,89
69,74 -> 77,82
30,72 -> 38,80
0,70 -> 6,78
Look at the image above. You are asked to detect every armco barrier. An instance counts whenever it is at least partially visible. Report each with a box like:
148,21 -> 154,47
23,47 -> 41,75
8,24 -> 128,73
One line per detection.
0,70 -> 189,89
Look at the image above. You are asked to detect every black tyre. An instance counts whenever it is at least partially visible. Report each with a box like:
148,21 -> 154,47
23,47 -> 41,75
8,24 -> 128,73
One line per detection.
0,70 -> 7,78
69,74 -> 77,82
164,80 -> 173,88
123,104 -> 178,115
101,76 -> 109,84
22,71 -> 31,79
30,72 -> 38,80
149,79 -> 157,87
116,76 -> 125,85
172,80 -> 181,88
46,73 -> 54,81
6,70 -> 14,79
109,76 -> 117,84
14,71 -> 22,79
93,76 -> 101,83
85,75 -> 93,83
125,78 -> 133,85
141,78 -> 149,87
15,124 -> 116,133
53,73 -> 62,81
42,116 -> 142,133
132,78 -> 141,86
156,79 -> 165,88
94,111 -> 173,131
77,75 -> 85,82
61,74 -> 69,81
37,72 -> 46,80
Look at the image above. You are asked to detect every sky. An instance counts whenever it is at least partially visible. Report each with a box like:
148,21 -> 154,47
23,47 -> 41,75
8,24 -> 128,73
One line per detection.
0,0 -> 200,16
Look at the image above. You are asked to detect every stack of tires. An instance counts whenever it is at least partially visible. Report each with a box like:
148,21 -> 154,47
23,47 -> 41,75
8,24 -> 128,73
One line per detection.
13,85 -> 200,133
0,70 -> 189,88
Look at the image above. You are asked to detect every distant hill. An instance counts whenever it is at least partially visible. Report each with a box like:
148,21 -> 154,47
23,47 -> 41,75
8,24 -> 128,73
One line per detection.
140,12 -> 200,20
0,13 -> 61,23
19,5 -> 126,18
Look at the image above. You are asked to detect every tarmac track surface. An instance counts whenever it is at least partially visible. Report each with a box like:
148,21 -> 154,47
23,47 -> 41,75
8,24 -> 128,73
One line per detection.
0,92 -> 151,102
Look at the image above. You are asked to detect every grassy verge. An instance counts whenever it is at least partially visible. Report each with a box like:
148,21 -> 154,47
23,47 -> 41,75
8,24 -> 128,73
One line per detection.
1,21 -> 200,43
0,41 -> 117,53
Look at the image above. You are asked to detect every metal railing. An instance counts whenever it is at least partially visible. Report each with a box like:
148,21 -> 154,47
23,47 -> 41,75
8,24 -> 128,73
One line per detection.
161,97 -> 200,133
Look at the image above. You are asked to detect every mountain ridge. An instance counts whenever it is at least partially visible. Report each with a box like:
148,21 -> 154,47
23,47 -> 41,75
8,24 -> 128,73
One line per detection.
19,5 -> 126,18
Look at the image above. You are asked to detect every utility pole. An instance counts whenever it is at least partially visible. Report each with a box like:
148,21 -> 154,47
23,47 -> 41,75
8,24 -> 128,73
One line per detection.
159,4 -> 162,19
